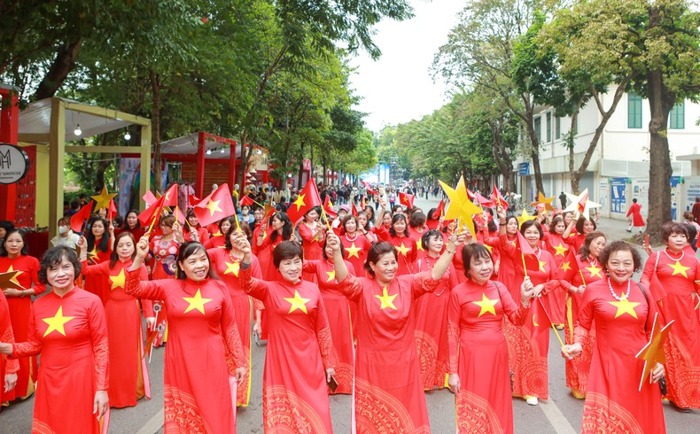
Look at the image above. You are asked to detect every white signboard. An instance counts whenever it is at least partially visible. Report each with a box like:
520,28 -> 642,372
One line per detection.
0,144 -> 29,184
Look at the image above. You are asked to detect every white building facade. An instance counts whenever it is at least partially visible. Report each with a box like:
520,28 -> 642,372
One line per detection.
517,85 -> 697,221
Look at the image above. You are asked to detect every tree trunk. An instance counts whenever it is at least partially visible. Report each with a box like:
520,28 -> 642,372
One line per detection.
568,109 -> 579,194
489,118 -> 516,193
150,70 -> 162,192
522,105 -> 544,196
645,69 -> 675,242
33,38 -> 82,100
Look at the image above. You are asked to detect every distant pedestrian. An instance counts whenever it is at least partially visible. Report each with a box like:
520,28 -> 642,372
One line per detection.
559,191 -> 567,210
626,198 -> 645,233
692,197 -> 700,223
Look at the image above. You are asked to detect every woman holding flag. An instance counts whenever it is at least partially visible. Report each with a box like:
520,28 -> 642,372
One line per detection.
83,217 -> 114,305
497,212 -> 558,406
256,212 -> 294,281
559,231 -> 607,399
299,206 -> 325,282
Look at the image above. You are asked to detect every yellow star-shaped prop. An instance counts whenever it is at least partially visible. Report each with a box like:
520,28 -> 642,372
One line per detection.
516,209 -> 536,229
395,243 -> 410,257
531,192 -> 555,212
43,306 -> 75,337
586,264 -> 602,278
439,176 -> 481,236
346,243 -> 361,258
0,267 -> 25,290
375,287 -> 398,310
205,199 -> 223,216
553,243 -> 568,257
109,269 -> 125,290
91,186 -> 117,211
183,289 -> 213,314
292,194 -> 306,211
472,293 -> 499,317
608,296 -> 640,319
564,188 -> 601,221
561,261 -> 572,272
326,270 -> 336,283
284,290 -> 311,314
636,314 -> 674,391
668,260 -> 690,278
224,260 -> 240,277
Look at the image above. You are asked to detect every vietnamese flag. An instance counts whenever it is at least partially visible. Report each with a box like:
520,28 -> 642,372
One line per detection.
162,184 -> 179,207
286,179 -> 322,224
193,183 -> 237,227
143,190 -> 158,208
239,195 -> 254,207
70,202 -> 94,233
138,195 -> 167,228
474,192 -> 494,208
398,191 -> 414,209
351,202 -> 360,217
516,231 -> 541,275
491,186 -> 508,210
362,181 -> 378,197
322,195 -> 337,219
108,199 -> 118,220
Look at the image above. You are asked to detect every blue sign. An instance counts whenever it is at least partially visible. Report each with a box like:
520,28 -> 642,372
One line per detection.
518,162 -> 530,176
611,178 -> 627,213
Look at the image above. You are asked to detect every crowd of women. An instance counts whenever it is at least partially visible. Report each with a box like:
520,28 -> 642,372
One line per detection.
0,188 -> 699,433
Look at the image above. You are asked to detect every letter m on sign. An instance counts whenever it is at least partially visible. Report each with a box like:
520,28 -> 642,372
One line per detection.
0,149 -> 10,169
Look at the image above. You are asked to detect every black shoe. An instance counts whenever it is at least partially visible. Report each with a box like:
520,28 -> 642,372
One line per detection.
670,401 -> 692,413
626,229 -> 632,233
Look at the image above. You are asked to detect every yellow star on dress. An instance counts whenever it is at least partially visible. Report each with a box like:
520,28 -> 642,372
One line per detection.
416,238 -> 424,251
292,194 -> 307,211
586,264 -> 602,278
284,290 -> 311,314
668,260 -> 690,278
375,287 -> 398,310
43,306 -> 75,337
109,269 -> 126,290
325,270 -> 336,283
561,261 -> 572,272
183,289 -> 213,314
471,293 -> 499,317
538,260 -> 547,273
609,296 -> 640,319
345,243 -> 361,259
224,260 -> 241,277
553,243 -> 568,257
395,243 -> 410,257
205,199 -> 223,216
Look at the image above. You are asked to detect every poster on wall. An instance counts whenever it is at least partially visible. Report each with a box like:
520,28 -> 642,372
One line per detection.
632,179 -> 649,218
118,158 -> 141,217
686,178 -> 700,211
611,178 -> 627,213
598,179 -> 609,214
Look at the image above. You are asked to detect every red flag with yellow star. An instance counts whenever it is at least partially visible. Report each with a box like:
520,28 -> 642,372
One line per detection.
398,191 -> 414,209
70,202 -> 94,233
286,179 -> 322,224
351,201 -> 360,217
322,195 -> 337,219
193,183 -> 236,227
138,184 -> 178,227
239,195 -> 254,207
361,181 -> 378,197
491,186 -> 508,209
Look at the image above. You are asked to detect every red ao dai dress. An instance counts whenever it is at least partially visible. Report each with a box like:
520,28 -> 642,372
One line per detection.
302,258 -> 356,395
448,280 -> 530,433
559,254 -> 605,398
148,235 -> 180,347
576,278 -> 665,433
208,247 -> 263,407
641,249 -> 700,408
299,221 -> 325,282
81,259 -> 152,408
335,272 -> 442,433
239,267 -> 336,433
499,237 -> 558,400
84,237 -> 112,305
496,235 -> 518,299
412,254 -> 459,390
11,287 -> 109,433
543,232 -> 570,325
125,271 -> 246,433
0,290 -> 18,408
385,234 -> 418,276
0,254 -> 45,402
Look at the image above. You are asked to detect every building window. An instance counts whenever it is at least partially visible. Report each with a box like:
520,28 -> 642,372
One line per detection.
628,93 -> 642,129
546,112 -> 552,142
669,101 -> 685,129
534,116 -> 541,144
555,116 -> 561,140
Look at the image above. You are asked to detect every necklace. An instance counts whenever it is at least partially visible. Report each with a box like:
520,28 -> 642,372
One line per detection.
607,277 -> 631,301
344,232 -> 358,242
663,248 -> 684,262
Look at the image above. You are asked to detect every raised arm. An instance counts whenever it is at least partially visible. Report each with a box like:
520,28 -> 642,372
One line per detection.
124,235 -> 166,300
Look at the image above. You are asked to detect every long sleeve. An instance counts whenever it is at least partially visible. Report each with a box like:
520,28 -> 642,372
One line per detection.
219,283 -> 246,369
446,289 -> 461,374
0,294 -> 18,374
496,281 -> 530,326
124,268 -> 166,300
499,234 -> 517,259
88,296 -> 109,391
239,266 -> 269,302
12,308 -> 42,358
409,271 -> 441,298
81,260 -> 110,278
302,260 -> 320,274
29,258 -> 47,295
640,252 -> 658,286
314,296 -> 337,371
335,274 -> 364,302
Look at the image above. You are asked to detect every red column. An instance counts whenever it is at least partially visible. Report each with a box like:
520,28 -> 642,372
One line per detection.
228,140 -> 237,191
195,132 -> 206,197
0,89 -> 19,221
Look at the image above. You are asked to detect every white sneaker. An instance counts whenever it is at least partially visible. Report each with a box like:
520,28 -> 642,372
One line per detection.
526,396 -> 539,406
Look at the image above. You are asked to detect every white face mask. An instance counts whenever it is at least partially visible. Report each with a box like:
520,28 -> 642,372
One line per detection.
58,225 -> 69,234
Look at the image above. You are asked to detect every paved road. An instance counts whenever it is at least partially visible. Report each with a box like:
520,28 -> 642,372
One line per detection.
2,195 -> 700,433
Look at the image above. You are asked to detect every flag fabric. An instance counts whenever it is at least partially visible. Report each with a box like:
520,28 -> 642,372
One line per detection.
466,188 -> 476,201
322,196 -> 337,219
474,192 -> 494,208
193,183 -> 237,227
188,193 -> 200,206
491,186 -> 508,209
362,181 -> 378,197
286,179 -> 322,224
426,200 -> 445,230
162,184 -> 179,207
138,195 -> 167,228
516,231 -> 541,273
239,195 -> 254,207
173,206 -> 186,226
577,190 -> 589,215
70,202 -> 94,233
108,199 -> 118,220
143,190 -> 158,208
351,202 -> 360,217
398,191 -> 414,209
